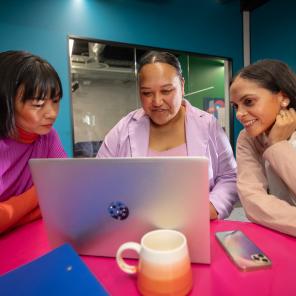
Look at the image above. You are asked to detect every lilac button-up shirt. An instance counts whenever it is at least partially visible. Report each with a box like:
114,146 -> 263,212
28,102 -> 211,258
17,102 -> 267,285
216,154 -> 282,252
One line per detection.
97,100 -> 238,218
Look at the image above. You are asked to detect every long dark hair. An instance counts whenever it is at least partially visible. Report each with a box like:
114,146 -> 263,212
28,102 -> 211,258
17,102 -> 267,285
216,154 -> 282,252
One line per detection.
231,59 -> 296,109
0,50 -> 63,138
138,51 -> 183,79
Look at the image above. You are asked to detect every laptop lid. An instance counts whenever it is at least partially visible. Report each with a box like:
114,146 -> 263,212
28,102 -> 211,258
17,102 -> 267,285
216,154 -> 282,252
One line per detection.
29,157 -> 210,264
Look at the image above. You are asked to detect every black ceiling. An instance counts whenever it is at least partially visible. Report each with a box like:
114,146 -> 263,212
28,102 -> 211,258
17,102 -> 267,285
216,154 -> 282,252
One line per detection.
240,0 -> 270,11
72,39 -> 137,61
217,0 -> 270,11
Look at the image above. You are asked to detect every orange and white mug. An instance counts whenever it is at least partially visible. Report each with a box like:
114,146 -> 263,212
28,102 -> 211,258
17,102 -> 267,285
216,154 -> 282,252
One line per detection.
116,229 -> 193,296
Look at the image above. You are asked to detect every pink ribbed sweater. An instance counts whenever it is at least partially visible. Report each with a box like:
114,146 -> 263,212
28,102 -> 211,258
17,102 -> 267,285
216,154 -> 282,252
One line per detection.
0,128 -> 66,202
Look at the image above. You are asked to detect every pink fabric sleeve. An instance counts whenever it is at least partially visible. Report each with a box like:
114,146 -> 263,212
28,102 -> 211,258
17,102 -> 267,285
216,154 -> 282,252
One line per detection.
263,141 -> 296,196
237,131 -> 296,237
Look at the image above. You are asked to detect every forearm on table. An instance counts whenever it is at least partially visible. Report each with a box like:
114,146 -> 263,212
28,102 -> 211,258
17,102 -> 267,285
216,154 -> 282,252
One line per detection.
15,206 -> 42,227
239,187 -> 296,237
0,186 -> 39,233
237,134 -> 296,236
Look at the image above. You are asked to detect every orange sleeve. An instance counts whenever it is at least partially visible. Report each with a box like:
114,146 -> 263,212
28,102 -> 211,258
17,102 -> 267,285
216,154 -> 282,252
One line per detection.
15,206 -> 42,227
0,186 -> 39,234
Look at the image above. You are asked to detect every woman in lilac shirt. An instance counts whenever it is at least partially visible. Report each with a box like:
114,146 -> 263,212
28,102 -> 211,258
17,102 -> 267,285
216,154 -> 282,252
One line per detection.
97,51 -> 238,219
0,51 -> 66,233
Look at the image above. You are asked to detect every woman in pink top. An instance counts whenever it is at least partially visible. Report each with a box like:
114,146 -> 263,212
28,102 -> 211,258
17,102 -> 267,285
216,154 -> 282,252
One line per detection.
230,59 -> 296,236
98,51 -> 238,219
0,51 -> 66,234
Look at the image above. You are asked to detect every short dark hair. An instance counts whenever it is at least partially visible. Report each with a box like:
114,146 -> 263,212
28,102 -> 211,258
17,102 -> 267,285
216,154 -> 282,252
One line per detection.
0,50 -> 63,138
231,59 -> 296,109
138,51 -> 183,78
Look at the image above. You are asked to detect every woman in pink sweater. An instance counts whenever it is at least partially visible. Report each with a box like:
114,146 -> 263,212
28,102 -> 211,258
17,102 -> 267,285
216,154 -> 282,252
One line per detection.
230,59 -> 296,236
0,51 -> 66,234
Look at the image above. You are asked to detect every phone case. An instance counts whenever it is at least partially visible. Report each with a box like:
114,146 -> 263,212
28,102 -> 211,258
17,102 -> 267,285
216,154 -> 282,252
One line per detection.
215,230 -> 272,271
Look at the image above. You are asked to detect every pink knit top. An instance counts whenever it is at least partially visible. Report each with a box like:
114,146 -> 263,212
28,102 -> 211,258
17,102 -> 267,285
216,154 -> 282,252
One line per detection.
148,143 -> 187,157
0,128 -> 66,202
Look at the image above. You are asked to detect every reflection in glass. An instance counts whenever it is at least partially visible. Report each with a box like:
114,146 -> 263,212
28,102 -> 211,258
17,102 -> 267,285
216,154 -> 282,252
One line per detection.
69,38 -> 231,157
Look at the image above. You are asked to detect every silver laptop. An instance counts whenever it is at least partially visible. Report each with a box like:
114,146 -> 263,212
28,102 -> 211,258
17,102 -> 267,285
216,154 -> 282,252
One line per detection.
29,157 -> 210,264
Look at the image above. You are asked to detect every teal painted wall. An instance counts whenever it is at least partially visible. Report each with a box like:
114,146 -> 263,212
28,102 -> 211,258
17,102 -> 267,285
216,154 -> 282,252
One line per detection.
251,0 -> 296,72
231,0 -> 296,152
0,0 -> 243,155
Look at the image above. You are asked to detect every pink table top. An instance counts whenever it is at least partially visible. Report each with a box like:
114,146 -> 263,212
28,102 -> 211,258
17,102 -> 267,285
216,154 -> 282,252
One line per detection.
0,219 -> 295,295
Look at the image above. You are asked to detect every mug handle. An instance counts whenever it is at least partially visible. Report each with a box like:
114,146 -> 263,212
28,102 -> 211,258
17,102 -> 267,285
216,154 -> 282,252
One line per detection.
116,242 -> 141,274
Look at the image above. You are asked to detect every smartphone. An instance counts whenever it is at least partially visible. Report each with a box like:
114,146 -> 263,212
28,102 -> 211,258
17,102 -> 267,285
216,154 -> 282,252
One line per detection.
215,230 -> 272,271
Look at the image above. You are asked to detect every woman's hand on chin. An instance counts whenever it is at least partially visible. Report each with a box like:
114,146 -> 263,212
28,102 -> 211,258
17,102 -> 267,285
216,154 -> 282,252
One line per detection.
268,108 -> 296,146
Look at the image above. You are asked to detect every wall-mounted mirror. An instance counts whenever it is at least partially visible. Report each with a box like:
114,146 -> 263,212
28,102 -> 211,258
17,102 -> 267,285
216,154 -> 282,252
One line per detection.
68,37 -> 232,157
